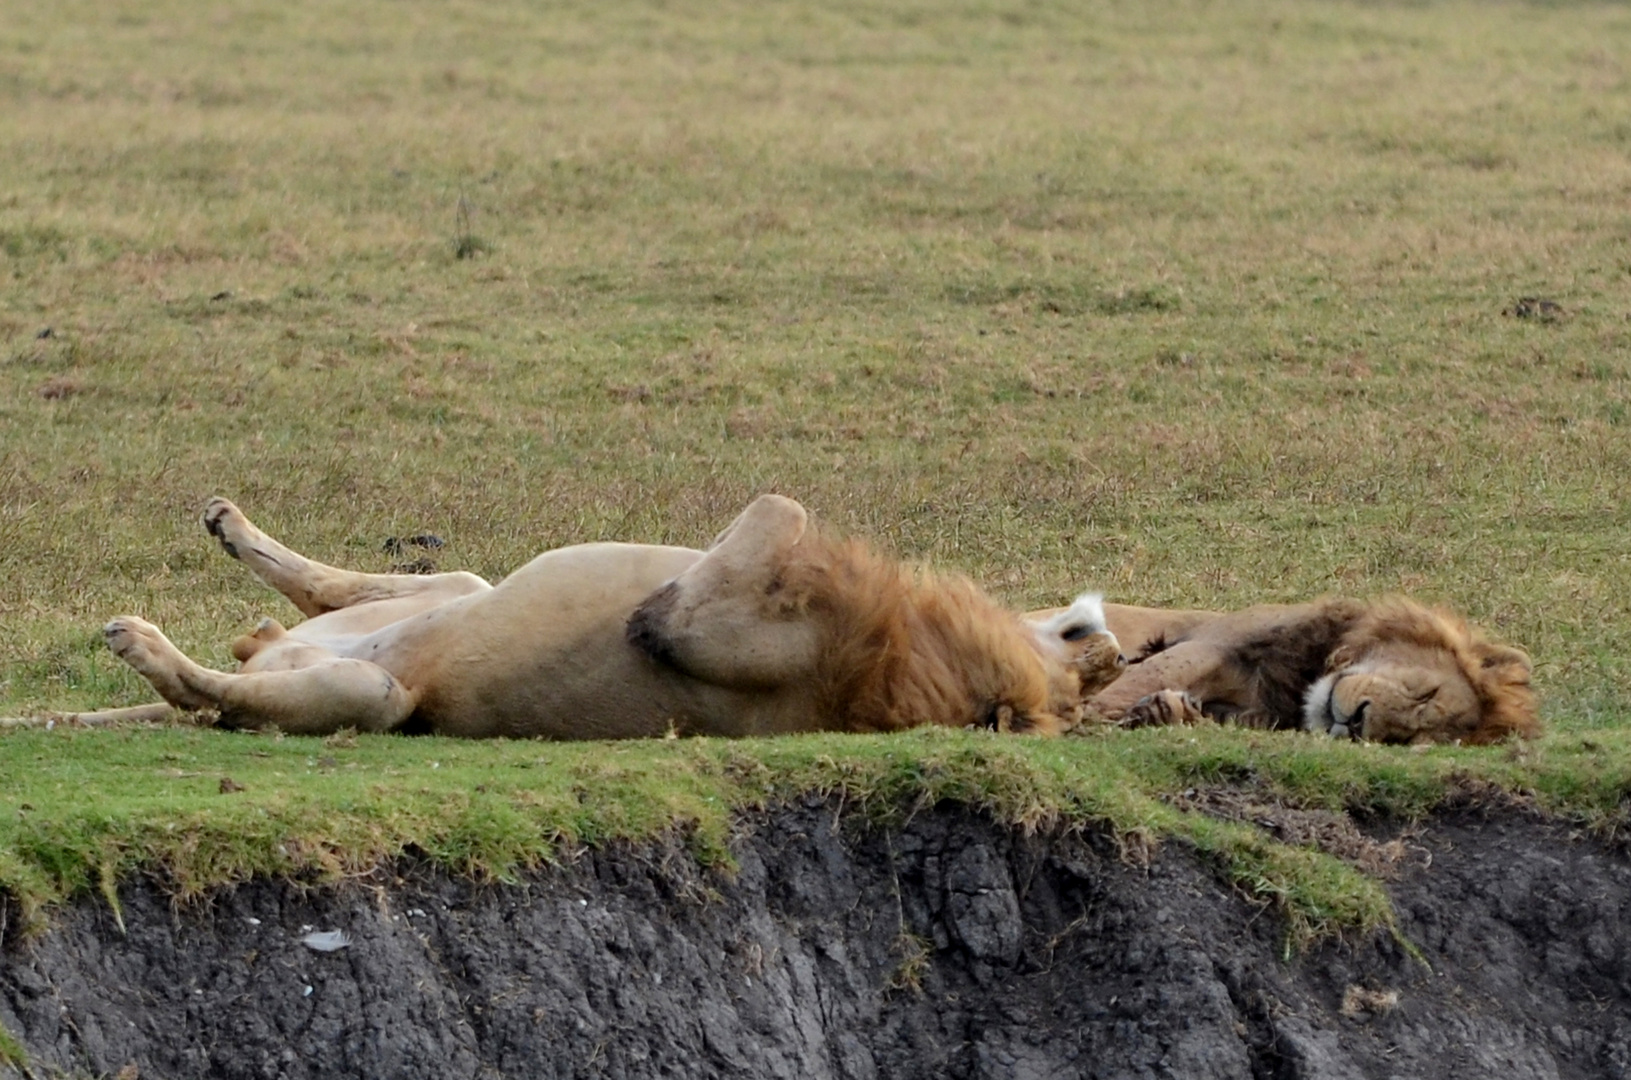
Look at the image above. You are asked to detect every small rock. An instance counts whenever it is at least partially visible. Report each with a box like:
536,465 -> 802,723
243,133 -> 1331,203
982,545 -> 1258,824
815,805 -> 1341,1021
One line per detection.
383,534 -> 444,555
299,930 -> 352,952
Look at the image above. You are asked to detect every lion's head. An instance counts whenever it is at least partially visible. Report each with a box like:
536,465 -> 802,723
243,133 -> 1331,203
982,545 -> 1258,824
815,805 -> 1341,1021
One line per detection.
1300,600 -> 1536,745
1024,592 -> 1127,718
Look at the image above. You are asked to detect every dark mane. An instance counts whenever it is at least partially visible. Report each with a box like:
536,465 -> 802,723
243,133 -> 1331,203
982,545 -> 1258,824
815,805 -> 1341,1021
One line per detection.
1224,598 -> 1368,728
1131,632 -> 1173,664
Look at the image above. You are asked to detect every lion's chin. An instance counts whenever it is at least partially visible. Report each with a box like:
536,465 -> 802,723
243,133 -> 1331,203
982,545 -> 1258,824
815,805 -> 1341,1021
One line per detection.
1301,672 -> 1355,738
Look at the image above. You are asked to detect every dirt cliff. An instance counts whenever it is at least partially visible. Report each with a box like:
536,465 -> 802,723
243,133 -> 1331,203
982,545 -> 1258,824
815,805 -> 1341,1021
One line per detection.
3,799 -> 1629,1079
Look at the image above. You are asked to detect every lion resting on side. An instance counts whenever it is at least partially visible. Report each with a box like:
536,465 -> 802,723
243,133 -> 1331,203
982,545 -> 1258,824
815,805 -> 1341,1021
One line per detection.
1070,598 -> 1537,745
98,495 -> 1126,739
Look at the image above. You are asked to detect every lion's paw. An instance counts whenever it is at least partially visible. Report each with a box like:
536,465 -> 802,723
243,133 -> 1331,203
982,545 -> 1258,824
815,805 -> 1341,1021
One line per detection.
201,497 -> 251,560
1122,689 -> 1205,728
104,616 -> 165,662
104,617 -> 212,711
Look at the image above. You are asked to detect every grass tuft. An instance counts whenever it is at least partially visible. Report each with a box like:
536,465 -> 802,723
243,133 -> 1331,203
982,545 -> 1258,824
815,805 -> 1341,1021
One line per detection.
452,193 -> 489,260
0,1023 -> 27,1071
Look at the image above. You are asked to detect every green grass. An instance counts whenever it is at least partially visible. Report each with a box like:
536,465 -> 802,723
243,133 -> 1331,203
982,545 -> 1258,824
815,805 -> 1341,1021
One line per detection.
2,0 -> 1631,940
0,1026 -> 25,1073
4,721 -> 1631,946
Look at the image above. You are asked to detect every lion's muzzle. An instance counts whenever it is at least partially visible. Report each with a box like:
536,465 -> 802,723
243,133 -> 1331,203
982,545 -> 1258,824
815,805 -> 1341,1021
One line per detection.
1303,671 -> 1369,740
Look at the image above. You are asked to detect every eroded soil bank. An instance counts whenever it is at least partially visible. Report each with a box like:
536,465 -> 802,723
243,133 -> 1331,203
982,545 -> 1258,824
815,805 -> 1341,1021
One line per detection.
3,800 -> 1630,1080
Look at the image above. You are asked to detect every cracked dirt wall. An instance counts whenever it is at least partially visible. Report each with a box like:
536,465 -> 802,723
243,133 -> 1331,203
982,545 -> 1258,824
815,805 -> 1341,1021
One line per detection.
3,800 -> 1630,1079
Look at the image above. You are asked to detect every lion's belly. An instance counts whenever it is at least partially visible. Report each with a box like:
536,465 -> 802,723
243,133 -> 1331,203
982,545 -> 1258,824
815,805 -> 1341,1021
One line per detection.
338,542 -> 803,738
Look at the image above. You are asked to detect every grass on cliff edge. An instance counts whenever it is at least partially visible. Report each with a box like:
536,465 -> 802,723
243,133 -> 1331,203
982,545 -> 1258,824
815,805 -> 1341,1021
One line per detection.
4,721 -> 1631,950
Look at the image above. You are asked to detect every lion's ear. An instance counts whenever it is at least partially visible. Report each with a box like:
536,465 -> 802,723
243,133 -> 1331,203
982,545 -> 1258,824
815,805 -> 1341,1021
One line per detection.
1327,643 -> 1360,671
1479,644 -> 1533,684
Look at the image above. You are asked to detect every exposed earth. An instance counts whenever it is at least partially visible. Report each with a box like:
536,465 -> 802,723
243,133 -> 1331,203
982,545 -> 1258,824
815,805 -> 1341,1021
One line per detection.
3,798 -> 1630,1079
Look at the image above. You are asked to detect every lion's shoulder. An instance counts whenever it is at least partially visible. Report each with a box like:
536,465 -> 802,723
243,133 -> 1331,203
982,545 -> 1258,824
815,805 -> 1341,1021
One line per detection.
1194,600 -> 1367,724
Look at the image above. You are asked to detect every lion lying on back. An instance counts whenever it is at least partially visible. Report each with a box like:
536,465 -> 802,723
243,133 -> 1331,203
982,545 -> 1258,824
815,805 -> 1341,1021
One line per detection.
97,495 -> 1125,738
1073,597 -> 1538,745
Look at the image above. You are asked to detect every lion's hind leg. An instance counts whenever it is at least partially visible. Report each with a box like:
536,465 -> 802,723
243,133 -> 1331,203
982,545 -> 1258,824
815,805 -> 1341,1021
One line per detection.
105,617 -> 222,712
105,616 -> 417,735
203,497 -> 490,618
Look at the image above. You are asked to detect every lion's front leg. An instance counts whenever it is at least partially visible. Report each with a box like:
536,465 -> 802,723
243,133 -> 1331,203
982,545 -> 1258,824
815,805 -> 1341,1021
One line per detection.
626,494 -> 821,689
1121,689 -> 1207,728
1085,637 -> 1221,723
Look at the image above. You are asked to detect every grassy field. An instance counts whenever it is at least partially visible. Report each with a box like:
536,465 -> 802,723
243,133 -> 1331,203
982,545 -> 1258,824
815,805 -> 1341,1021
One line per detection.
2,0 -> 1631,934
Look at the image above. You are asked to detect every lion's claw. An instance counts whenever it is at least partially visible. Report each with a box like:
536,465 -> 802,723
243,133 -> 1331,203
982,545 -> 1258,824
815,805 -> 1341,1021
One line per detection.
1122,689 -> 1205,728
202,497 -> 244,559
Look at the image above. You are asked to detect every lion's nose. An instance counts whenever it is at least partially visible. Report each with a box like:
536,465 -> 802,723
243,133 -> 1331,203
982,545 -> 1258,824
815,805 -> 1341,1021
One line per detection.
1348,699 -> 1371,738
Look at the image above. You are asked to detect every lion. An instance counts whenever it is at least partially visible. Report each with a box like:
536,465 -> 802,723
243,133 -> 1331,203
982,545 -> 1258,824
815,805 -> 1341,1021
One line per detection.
92,495 -> 1127,739
1063,597 -> 1537,745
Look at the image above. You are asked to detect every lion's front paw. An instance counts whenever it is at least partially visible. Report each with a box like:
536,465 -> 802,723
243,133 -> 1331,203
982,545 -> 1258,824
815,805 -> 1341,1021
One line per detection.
1122,689 -> 1205,728
201,497 -> 251,560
